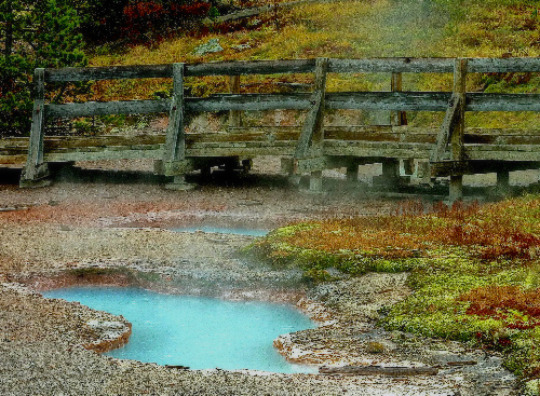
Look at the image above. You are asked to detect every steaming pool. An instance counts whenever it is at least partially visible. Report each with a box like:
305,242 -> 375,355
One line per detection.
43,287 -> 316,373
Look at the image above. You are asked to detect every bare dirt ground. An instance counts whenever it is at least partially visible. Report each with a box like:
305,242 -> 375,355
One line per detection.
0,157 -> 534,395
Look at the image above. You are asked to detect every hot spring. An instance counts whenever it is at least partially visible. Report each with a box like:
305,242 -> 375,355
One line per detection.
43,287 -> 316,373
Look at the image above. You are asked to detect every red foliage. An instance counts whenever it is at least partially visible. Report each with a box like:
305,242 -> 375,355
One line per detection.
122,0 -> 212,44
460,285 -> 540,330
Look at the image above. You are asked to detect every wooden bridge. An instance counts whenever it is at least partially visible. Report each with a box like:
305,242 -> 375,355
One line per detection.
2,57 -> 540,199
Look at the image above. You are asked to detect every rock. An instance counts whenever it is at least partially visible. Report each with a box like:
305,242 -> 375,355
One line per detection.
231,43 -> 252,52
193,39 -> 224,55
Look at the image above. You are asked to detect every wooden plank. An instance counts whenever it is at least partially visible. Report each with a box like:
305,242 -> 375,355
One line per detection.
326,92 -> 451,111
227,125 -> 302,134
328,58 -> 454,73
451,59 -> 467,161
468,57 -> 540,73
323,141 -> 433,159
44,148 -> 163,162
449,58 -> 468,201
45,65 -> 173,82
295,58 -> 328,159
186,146 -> 295,157
430,94 -> 462,162
185,59 -> 315,77
391,73 -> 407,126
23,68 -> 46,181
0,135 -> 166,150
229,75 -> 243,128
186,131 -> 300,143
164,63 -> 186,165
466,149 -> 540,162
44,93 -> 540,118
185,94 -> 312,112
43,58 -> 540,83
46,99 -> 171,118
467,94 -> 540,112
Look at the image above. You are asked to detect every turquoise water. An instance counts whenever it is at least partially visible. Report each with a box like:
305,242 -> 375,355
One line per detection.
43,287 -> 316,373
171,226 -> 268,237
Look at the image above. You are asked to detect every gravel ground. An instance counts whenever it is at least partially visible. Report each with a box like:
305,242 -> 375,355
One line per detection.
0,157 -> 531,395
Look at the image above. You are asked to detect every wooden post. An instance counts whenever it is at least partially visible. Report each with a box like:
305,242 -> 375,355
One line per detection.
449,58 -> 468,201
391,72 -> 407,126
229,75 -> 242,128
21,68 -> 50,187
294,58 -> 328,192
391,72 -> 414,177
163,63 -> 194,190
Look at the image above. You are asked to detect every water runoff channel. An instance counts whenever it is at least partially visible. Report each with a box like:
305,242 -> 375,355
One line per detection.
43,223 -> 317,374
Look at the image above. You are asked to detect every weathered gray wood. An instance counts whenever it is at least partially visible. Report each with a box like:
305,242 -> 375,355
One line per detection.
328,58 -> 454,73
391,73 -> 407,126
185,94 -> 311,112
468,57 -> 540,73
326,92 -> 451,111
391,72 -> 412,178
185,59 -> 315,77
44,148 -> 164,162
43,58 -> 540,83
164,63 -> 186,168
45,65 -> 173,82
46,99 -> 171,118
45,92 -> 540,118
295,58 -> 328,160
229,75 -> 243,128
319,365 -> 439,376
449,58 -> 467,201
467,94 -> 540,112
22,68 -> 47,182
324,141 -> 433,159
430,94 -> 462,162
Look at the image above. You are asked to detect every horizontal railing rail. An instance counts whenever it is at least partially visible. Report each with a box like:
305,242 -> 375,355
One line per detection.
43,57 -> 540,82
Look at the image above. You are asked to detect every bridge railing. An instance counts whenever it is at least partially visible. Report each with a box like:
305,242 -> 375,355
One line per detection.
23,57 -> 540,197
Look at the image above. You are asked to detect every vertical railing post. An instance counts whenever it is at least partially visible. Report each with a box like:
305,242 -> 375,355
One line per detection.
309,58 -> 328,192
391,72 -> 406,127
163,62 -> 194,190
392,72 -> 413,177
449,58 -> 467,201
294,57 -> 328,192
21,68 -> 49,187
229,75 -> 242,129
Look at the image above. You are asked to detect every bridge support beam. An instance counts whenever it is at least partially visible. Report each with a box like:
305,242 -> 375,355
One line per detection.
294,58 -> 329,193
20,68 -> 51,188
448,59 -> 468,201
162,63 -> 196,190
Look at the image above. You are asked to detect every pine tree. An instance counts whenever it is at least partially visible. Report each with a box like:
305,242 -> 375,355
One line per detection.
0,0 -> 87,136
